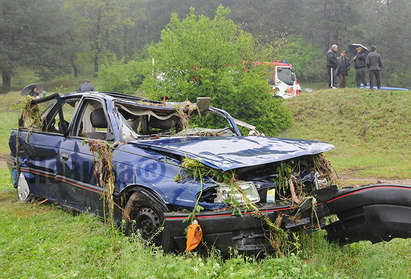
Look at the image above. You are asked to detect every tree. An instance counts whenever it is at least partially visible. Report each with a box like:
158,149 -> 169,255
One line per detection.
70,0 -> 133,76
98,58 -> 147,93
298,0 -> 361,50
270,36 -> 325,82
361,0 -> 411,87
0,0 -> 68,92
141,6 -> 291,135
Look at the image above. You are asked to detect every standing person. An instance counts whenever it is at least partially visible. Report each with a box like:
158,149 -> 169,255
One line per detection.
353,47 -> 367,88
326,44 -> 339,88
79,80 -> 94,92
337,50 -> 350,88
29,86 -> 40,97
366,45 -> 383,90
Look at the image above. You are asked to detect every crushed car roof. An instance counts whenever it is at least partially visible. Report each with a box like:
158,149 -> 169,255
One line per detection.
64,91 -> 177,110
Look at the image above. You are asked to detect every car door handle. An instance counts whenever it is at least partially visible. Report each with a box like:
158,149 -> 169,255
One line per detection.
60,152 -> 69,161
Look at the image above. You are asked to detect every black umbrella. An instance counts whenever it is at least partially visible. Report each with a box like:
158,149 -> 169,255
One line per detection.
21,83 -> 45,96
348,43 -> 369,56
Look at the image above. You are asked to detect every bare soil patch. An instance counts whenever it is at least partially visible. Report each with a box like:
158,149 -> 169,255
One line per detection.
340,176 -> 411,187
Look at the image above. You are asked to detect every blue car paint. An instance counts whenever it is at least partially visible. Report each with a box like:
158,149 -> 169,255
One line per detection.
12,168 -> 17,185
8,91 -> 333,215
112,143 -> 224,210
131,136 -> 334,171
208,107 -> 241,136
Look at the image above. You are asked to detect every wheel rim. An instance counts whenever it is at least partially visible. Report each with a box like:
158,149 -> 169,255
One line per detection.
17,173 -> 30,201
137,207 -> 161,241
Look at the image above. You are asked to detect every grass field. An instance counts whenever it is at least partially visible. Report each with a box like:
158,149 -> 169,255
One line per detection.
4,67 -> 99,93
0,89 -> 410,278
0,171 -> 410,278
281,89 -> 411,179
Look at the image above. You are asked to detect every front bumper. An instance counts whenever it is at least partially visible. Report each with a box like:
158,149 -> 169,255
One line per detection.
162,205 -> 298,255
161,185 -> 411,255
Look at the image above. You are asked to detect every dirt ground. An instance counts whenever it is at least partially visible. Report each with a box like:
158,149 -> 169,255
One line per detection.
340,176 -> 411,187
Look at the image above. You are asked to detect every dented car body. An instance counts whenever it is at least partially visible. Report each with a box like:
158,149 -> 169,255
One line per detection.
8,91 -> 411,255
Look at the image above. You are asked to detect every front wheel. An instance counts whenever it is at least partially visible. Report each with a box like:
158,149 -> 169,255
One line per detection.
17,173 -> 32,203
123,191 -> 166,245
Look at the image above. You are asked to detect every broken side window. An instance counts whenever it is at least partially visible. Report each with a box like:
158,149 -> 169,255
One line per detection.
43,98 -> 79,134
18,98 -> 56,131
116,102 -> 182,141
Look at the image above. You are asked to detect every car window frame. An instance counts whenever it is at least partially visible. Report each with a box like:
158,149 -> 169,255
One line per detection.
41,96 -> 81,136
69,96 -> 115,142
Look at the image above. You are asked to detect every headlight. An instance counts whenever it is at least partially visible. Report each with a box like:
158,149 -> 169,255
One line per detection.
215,181 -> 260,204
314,172 -> 328,189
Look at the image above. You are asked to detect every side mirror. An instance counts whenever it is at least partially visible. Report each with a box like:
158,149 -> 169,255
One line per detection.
196,97 -> 211,117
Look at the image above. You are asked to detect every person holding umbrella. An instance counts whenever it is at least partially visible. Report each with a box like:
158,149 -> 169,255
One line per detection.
353,46 -> 367,88
326,44 -> 339,88
21,83 -> 44,98
366,45 -> 383,90
29,86 -> 40,97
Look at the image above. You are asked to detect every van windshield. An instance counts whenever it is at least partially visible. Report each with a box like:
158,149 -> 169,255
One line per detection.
277,67 -> 294,86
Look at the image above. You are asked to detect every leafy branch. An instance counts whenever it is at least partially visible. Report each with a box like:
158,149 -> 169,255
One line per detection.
84,139 -> 115,228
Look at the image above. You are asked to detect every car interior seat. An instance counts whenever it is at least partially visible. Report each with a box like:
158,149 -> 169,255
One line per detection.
86,108 -> 108,140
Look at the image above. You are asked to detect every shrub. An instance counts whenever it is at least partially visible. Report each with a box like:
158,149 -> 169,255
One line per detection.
98,59 -> 147,94
141,6 -> 292,135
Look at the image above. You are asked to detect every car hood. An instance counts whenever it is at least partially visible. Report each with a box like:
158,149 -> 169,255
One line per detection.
130,136 -> 334,171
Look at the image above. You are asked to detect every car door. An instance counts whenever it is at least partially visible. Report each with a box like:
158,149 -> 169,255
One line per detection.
58,97 -> 115,216
16,96 -> 79,202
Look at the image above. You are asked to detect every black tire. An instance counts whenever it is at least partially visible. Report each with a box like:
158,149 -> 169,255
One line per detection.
123,190 -> 167,245
17,173 -> 32,203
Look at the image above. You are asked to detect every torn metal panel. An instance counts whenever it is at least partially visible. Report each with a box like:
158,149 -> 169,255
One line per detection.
131,136 -> 334,171
324,184 -> 411,244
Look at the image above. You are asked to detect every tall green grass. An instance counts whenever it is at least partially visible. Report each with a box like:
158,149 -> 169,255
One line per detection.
1,169 -> 410,278
281,89 -> 411,178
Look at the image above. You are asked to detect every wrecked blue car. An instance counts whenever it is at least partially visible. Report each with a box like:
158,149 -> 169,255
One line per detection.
7,91 -> 411,255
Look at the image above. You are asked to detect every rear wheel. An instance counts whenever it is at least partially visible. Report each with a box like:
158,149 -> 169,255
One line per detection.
17,173 -> 32,203
123,190 -> 166,245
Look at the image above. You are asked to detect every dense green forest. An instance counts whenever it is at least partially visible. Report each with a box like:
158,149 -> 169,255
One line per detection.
1,0 -> 410,92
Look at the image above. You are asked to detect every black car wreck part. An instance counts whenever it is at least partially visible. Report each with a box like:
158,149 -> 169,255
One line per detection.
168,154 -> 337,255
7,91 -> 411,256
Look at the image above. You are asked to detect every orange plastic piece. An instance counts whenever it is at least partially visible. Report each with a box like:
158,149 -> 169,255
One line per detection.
185,221 -> 203,252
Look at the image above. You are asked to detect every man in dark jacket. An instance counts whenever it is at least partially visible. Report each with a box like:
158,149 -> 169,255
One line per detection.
337,50 -> 350,88
353,47 -> 367,87
326,44 -> 339,88
366,46 -> 383,90
79,80 -> 94,92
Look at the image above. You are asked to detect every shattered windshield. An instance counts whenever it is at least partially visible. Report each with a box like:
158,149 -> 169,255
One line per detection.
116,102 -> 236,141
277,67 -> 295,86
